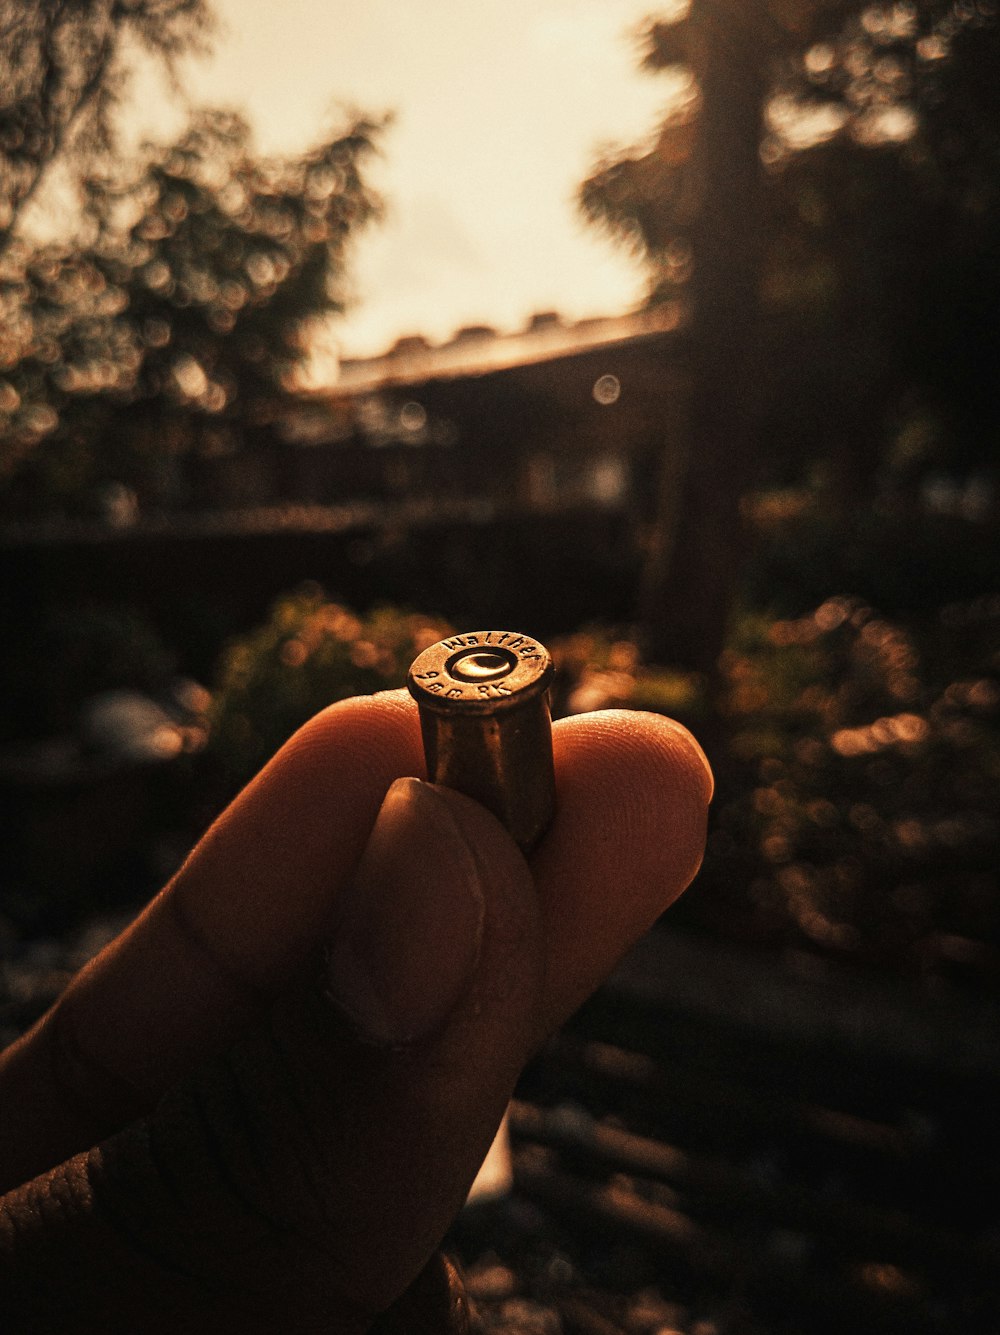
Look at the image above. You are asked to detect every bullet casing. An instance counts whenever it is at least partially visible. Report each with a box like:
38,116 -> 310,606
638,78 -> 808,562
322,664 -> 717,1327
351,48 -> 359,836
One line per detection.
407,631 -> 555,852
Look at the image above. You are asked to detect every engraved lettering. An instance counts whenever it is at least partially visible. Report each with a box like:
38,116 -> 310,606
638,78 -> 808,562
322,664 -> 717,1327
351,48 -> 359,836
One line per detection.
416,670 -> 439,679
508,636 -> 524,649
466,634 -> 480,645
495,633 -> 510,644
446,687 -> 462,698
442,637 -> 463,650
427,682 -> 444,693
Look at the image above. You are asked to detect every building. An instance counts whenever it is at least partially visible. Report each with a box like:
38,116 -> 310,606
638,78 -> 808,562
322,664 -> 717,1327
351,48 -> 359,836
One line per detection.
279,304 -> 687,521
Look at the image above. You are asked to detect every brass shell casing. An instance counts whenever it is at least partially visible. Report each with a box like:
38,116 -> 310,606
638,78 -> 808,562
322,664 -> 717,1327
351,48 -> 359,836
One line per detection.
407,631 -> 555,853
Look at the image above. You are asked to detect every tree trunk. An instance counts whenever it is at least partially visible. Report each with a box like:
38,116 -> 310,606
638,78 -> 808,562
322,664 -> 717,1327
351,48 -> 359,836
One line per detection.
639,2 -> 774,675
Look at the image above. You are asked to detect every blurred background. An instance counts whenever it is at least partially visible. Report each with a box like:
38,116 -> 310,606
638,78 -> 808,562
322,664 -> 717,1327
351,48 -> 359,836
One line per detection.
1,2 -> 998,1331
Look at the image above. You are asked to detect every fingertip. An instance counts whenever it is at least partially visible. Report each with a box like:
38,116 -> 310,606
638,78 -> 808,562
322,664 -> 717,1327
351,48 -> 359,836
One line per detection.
275,688 -> 424,790
533,708 -> 713,1029
579,708 -> 715,804
549,709 -> 713,874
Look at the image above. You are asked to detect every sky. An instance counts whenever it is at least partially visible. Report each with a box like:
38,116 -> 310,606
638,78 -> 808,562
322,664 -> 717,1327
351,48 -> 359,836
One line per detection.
127,0 -> 687,363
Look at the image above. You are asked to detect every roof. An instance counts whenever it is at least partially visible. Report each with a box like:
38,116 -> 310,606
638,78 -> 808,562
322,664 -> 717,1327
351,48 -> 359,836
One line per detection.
327,303 -> 686,397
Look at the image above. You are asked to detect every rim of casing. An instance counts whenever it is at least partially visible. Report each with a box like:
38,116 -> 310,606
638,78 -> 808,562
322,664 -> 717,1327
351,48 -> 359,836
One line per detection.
407,632 -> 554,716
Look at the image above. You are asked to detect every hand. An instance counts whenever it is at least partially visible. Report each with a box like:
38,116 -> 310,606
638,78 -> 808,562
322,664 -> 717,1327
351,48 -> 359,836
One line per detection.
0,690 -> 711,1333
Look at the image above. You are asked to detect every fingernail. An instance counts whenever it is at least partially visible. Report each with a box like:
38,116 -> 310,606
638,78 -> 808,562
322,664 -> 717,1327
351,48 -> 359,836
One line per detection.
326,777 -> 486,1046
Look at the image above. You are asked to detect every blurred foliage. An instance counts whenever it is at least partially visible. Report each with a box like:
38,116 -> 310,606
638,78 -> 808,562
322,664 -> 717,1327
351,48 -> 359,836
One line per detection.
208,585 -> 451,791
582,1 -> 1000,494
550,629 -> 703,720
582,3 -> 1000,672
761,3 -> 1000,490
744,494 -> 1000,615
0,1 -> 213,252
0,106 -> 383,511
584,0 -> 997,308
693,597 -> 999,988
554,597 -> 1000,989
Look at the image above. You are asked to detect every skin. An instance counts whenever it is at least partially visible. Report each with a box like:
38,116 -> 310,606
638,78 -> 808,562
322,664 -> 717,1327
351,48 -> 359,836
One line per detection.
0,690 -> 712,1333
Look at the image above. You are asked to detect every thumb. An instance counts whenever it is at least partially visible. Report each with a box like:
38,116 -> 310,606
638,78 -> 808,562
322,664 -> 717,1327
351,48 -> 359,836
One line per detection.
0,778 -> 543,1334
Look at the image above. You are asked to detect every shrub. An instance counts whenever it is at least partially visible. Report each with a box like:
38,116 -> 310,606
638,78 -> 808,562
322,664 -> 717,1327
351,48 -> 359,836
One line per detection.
698,596 -> 1000,986
208,584 -> 451,790
550,628 -> 704,721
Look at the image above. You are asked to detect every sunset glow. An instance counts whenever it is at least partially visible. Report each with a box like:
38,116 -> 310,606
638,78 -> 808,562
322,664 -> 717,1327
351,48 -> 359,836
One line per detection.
123,0 -> 685,363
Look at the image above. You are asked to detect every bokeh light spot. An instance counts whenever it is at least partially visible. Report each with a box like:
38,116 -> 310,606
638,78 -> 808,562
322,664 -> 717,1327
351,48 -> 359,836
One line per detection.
593,373 -> 621,405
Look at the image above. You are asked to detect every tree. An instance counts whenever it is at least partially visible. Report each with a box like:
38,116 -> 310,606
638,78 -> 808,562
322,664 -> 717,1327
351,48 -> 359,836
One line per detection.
761,1 -> 1000,499
0,108 -> 384,509
0,0 -> 213,253
583,1 -> 782,675
581,1 -> 1000,673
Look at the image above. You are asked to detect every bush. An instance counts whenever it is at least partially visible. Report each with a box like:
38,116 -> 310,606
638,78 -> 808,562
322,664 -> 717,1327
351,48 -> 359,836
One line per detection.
548,601 -> 1000,990
208,585 -> 452,791
549,627 -> 704,721
696,596 -> 1000,987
